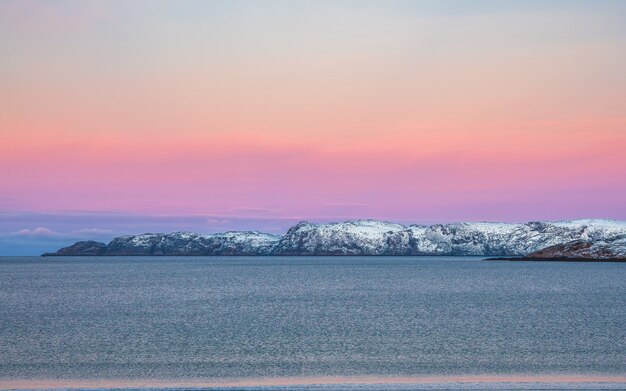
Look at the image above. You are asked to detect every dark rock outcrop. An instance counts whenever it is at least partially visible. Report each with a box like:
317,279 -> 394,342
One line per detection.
43,240 -> 107,256
522,235 -> 626,261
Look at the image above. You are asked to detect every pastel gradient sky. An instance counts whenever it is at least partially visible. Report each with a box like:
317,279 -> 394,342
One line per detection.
1,1 -> 626,254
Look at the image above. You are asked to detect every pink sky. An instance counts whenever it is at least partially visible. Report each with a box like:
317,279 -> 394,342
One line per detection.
1,1 -> 626,249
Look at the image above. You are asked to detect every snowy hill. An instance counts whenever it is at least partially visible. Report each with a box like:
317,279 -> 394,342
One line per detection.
272,219 -> 626,256
44,219 -> 626,256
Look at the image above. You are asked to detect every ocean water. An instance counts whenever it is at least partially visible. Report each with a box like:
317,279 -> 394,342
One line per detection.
0,256 -> 625,390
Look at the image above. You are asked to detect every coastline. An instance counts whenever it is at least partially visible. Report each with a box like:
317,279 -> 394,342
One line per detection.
485,257 -> 626,262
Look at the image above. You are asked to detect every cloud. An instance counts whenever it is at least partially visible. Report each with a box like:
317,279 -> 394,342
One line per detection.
206,218 -> 230,225
9,227 -> 63,237
231,207 -> 280,214
5,226 -> 118,240
72,228 -> 115,236
324,202 -> 371,208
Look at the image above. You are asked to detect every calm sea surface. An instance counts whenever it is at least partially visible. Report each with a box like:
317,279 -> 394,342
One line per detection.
1,256 -> 625,389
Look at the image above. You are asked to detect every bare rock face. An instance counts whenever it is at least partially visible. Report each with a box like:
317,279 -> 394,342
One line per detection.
43,240 -> 107,256
524,235 -> 626,261
43,219 -> 626,257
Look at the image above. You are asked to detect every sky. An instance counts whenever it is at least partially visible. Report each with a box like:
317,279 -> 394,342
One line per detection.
1,0 -> 626,255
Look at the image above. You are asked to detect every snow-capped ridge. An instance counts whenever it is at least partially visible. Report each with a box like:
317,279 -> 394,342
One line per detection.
45,219 -> 626,257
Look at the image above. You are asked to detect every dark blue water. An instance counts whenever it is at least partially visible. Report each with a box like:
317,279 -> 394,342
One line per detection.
0,256 -> 625,388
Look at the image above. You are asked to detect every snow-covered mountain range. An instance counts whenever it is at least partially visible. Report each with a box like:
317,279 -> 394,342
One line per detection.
44,219 -> 626,256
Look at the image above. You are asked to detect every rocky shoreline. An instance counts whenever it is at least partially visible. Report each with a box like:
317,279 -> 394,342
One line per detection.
486,234 -> 626,262
486,257 -> 626,262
